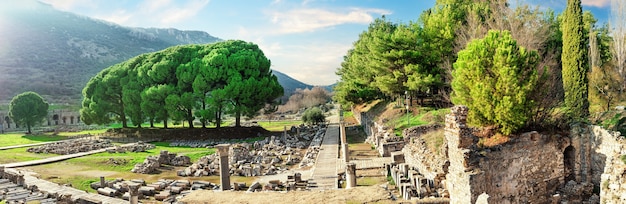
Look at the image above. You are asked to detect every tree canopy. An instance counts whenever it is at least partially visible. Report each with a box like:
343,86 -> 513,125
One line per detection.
9,91 -> 49,134
80,40 -> 283,128
562,0 -> 589,120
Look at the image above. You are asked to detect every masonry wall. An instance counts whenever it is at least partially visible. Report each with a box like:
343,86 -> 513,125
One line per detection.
445,106 -> 569,203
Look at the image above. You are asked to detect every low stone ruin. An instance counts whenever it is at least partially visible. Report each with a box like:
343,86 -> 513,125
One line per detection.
90,177 -> 217,203
27,139 -> 113,155
0,178 -> 56,204
230,173 -> 313,192
105,141 -> 155,153
131,150 -> 191,174
178,125 -> 326,177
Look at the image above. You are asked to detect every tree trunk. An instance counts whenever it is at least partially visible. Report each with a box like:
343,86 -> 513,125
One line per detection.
235,110 -> 241,127
163,119 -> 168,129
187,109 -> 194,128
216,106 -> 222,128
27,124 -> 31,134
202,100 -> 207,128
150,119 -> 154,128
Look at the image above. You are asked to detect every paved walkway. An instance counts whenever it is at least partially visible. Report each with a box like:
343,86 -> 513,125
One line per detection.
5,168 -> 127,203
309,108 -> 340,190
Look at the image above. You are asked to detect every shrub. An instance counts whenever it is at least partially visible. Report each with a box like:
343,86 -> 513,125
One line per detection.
451,30 -> 539,135
302,107 -> 326,125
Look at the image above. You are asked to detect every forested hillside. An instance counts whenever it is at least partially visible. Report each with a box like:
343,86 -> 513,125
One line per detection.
0,1 -> 220,103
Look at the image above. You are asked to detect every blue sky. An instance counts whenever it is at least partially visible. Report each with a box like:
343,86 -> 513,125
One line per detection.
40,0 -> 610,86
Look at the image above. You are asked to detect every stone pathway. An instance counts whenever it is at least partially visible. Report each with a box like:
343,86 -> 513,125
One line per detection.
4,168 -> 127,203
309,109 -> 340,190
336,157 -> 392,173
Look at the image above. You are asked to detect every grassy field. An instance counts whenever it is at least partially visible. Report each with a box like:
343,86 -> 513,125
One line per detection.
0,147 -> 58,164
0,120 -> 299,192
0,133 -> 67,147
256,120 -> 303,131
23,141 -> 218,192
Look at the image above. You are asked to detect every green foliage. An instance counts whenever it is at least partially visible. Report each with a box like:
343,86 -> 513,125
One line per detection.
562,0 -> 589,120
335,16 -> 443,106
302,107 -> 326,125
9,92 -> 49,133
80,40 -> 283,129
452,30 -> 539,135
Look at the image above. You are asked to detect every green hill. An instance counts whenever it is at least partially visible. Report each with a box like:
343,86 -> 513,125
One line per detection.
0,0 -> 220,104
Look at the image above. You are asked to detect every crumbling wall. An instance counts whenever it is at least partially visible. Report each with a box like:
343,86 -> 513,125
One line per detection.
445,106 -> 569,203
583,125 -> 626,203
401,125 -> 447,184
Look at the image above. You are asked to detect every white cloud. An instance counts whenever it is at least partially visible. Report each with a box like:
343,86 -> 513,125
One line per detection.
582,0 -> 610,8
96,10 -> 133,25
40,0 -> 98,11
269,8 -> 391,34
261,41 -> 349,85
43,0 -> 210,28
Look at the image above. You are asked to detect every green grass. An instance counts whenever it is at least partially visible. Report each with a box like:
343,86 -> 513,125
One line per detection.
0,133 -> 67,147
257,120 -> 303,131
390,108 -> 450,137
0,147 -> 58,164
392,113 -> 427,136
66,142 -> 215,172
357,176 -> 383,186
343,111 -> 354,118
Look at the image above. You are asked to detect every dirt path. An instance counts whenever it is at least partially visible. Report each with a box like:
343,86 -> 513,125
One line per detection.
179,185 -> 394,204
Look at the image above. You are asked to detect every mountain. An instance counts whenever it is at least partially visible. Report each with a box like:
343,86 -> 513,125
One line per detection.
0,1 -> 323,105
0,1 -> 220,103
272,70 -> 313,98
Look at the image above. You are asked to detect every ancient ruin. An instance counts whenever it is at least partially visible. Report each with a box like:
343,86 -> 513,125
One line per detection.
357,105 -> 626,203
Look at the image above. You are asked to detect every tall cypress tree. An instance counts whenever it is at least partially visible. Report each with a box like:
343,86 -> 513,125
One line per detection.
562,0 -> 589,120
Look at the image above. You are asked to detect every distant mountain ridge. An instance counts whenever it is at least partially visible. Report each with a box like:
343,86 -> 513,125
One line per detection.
0,0 -> 320,104
0,1 -> 221,103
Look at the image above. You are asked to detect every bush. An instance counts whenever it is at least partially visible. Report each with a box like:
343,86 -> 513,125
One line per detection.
451,30 -> 539,135
302,107 -> 326,125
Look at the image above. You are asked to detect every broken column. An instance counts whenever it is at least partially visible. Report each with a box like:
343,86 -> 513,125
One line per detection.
340,122 -> 349,162
127,183 -> 140,204
100,176 -> 106,188
346,162 -> 357,189
0,166 -> 4,178
216,144 -> 231,190
283,126 -> 287,144
17,173 -> 24,186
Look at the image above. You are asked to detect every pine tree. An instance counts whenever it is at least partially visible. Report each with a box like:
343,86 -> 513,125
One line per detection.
562,0 -> 589,120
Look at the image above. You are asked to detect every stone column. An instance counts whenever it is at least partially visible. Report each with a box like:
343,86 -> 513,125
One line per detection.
100,176 -> 106,188
340,122 -> 349,162
0,166 -> 4,179
216,144 -> 231,190
345,162 -> 357,189
127,183 -> 140,204
17,174 -> 24,187
283,126 -> 287,144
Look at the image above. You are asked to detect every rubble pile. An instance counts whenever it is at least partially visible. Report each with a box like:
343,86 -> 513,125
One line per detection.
131,150 -> 191,174
178,125 -> 327,177
106,141 -> 155,153
0,179 -> 56,204
27,139 -> 113,155
90,178 -> 217,203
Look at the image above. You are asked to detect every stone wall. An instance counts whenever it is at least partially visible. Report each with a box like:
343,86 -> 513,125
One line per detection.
445,106 -> 570,203
401,125 -> 448,185
578,125 -> 626,203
